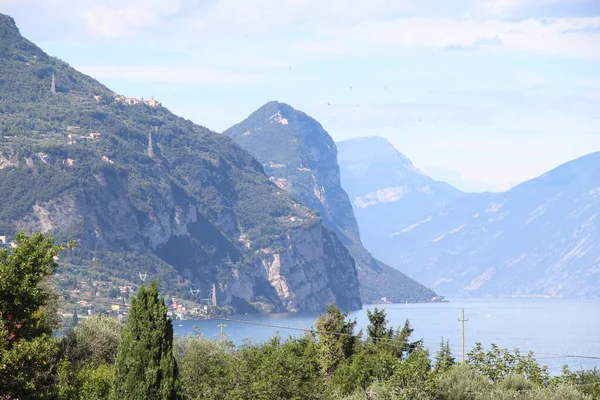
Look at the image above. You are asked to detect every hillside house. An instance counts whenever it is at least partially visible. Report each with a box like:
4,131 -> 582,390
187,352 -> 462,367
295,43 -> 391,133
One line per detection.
115,95 -> 162,107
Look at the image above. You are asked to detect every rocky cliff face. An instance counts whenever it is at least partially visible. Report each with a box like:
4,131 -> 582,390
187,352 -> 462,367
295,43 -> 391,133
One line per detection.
337,136 -> 464,251
0,14 -> 362,312
376,152 -> 600,298
224,102 -> 437,303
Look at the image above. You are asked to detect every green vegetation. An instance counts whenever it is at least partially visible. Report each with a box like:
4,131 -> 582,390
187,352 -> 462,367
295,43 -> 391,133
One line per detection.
1,235 -> 599,399
112,280 -> 179,399
224,101 -> 438,304
0,232 -> 72,399
0,13 -> 367,313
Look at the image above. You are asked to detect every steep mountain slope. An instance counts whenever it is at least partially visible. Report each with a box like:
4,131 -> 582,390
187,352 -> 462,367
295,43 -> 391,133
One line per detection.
377,152 -> 600,298
0,14 -> 362,312
337,136 -> 464,251
224,102 -> 437,303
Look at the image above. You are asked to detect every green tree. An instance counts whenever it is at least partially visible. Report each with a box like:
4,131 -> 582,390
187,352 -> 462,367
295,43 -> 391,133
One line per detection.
58,360 -> 115,400
391,319 -> 423,360
466,343 -> 550,385
434,338 -> 455,373
315,303 -> 357,380
366,307 -> 393,344
71,309 -> 79,327
108,287 -> 120,299
0,232 -> 73,399
435,363 -> 492,400
62,314 -> 123,368
560,366 -> 600,399
175,335 -> 239,400
0,232 -> 74,342
112,280 -> 179,399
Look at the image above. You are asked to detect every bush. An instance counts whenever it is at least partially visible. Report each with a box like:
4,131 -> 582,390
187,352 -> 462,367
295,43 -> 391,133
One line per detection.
58,360 -> 114,400
61,314 -> 123,367
436,364 -> 492,400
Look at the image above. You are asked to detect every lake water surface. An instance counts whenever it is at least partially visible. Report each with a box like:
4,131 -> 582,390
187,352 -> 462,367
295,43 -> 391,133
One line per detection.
174,298 -> 600,375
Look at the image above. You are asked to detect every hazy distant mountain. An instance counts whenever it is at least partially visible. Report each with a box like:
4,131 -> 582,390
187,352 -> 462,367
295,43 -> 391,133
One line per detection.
376,152 -> 600,298
224,102 -> 437,303
337,136 -> 464,250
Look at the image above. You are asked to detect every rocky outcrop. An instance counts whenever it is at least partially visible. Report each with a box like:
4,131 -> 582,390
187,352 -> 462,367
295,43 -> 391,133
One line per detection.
224,102 -> 437,303
226,223 -> 361,312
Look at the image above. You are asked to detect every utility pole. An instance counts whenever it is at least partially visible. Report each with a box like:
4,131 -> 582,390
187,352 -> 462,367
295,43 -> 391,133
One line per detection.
458,308 -> 469,362
217,323 -> 227,344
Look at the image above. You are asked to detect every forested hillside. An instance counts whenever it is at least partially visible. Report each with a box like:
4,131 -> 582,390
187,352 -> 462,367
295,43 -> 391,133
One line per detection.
0,13 -> 362,313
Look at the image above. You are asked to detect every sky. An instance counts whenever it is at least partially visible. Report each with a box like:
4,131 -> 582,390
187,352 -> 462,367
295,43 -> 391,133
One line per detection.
1,0 -> 599,192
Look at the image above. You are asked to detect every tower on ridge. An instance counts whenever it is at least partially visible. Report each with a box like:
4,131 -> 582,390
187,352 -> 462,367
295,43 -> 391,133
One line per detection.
147,129 -> 154,158
51,73 -> 56,95
211,282 -> 217,307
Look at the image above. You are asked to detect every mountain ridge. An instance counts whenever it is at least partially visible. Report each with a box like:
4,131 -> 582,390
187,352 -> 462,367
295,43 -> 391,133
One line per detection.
376,150 -> 600,298
337,136 -> 465,251
224,101 -> 438,303
0,14 -> 363,313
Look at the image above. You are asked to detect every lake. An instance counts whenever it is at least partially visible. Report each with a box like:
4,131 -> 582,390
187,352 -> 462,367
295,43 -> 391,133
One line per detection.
173,298 -> 600,375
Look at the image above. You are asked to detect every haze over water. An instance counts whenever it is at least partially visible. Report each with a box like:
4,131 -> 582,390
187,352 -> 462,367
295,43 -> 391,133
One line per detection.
175,298 -> 600,375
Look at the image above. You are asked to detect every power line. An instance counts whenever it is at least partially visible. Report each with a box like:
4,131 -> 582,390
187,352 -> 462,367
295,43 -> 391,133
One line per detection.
198,315 -> 600,362
201,316 -> 420,353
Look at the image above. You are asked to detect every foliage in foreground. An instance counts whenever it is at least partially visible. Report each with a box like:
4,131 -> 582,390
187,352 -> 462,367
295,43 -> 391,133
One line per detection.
111,280 -> 179,400
0,233 -> 72,399
2,233 -> 599,399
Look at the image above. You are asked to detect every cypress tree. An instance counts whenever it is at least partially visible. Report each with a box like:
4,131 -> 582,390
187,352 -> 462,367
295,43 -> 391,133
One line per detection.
315,303 -> 357,380
72,309 -> 79,327
112,280 -> 179,399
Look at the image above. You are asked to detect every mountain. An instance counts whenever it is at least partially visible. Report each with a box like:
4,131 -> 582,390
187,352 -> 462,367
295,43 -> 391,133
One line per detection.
223,102 -> 437,303
0,14 -> 362,313
376,152 -> 600,298
337,136 -> 464,251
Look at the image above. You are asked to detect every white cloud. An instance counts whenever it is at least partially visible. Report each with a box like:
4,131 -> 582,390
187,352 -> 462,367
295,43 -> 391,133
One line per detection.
0,0 -> 183,39
187,0 -> 415,35
313,16 -> 600,59
484,0 -> 524,14
482,0 -> 600,19
76,65 -> 260,84
0,0 -> 18,8
4,0 -> 599,60
82,0 -> 182,38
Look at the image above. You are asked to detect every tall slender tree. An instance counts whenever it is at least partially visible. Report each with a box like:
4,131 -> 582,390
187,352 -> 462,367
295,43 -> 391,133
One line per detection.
112,280 -> 179,399
315,303 -> 357,380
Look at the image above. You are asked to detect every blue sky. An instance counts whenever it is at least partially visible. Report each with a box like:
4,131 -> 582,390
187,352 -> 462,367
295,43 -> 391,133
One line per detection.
1,0 -> 599,192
